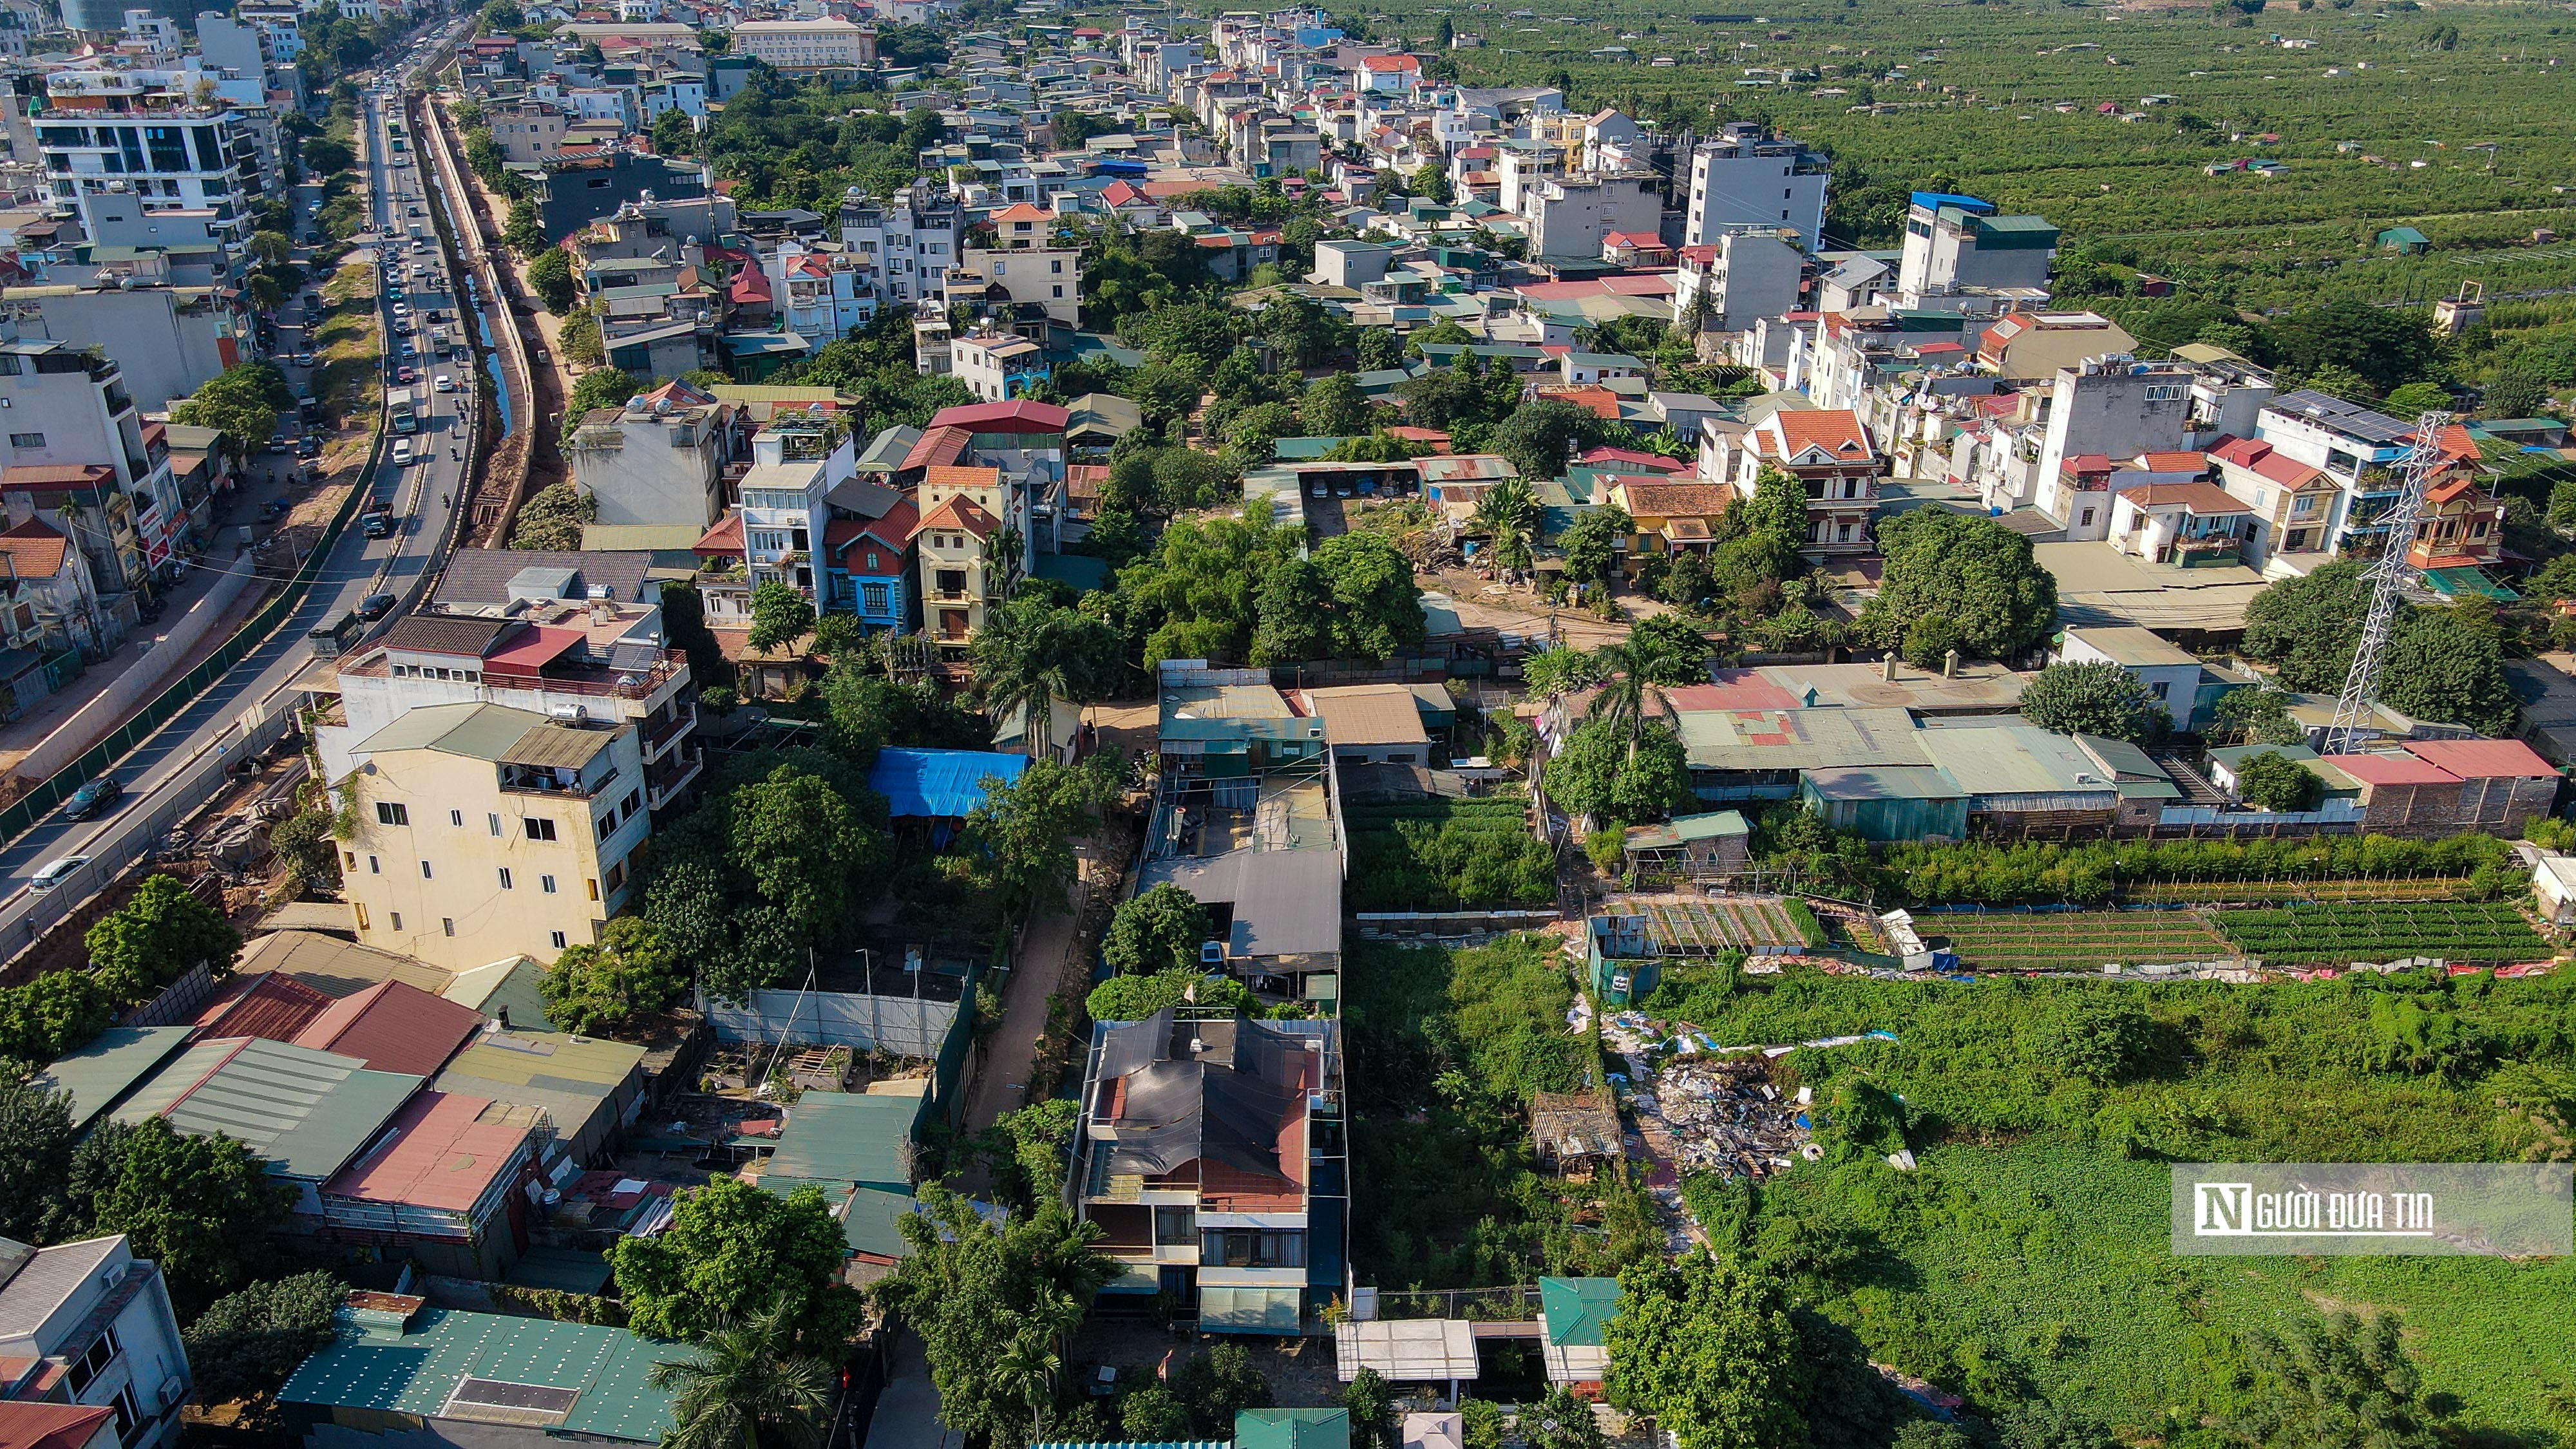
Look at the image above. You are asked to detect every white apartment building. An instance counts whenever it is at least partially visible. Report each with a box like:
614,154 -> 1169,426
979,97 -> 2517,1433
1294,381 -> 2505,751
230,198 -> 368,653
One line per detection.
734,415 -> 855,600
730,18 -> 877,70
840,182 -> 960,307
1685,122 -> 1830,251
1672,229 -> 1803,334
34,68 -> 258,265
0,1236 -> 192,1449
951,331 -> 1048,402
0,336 -> 180,591
566,379 -> 740,530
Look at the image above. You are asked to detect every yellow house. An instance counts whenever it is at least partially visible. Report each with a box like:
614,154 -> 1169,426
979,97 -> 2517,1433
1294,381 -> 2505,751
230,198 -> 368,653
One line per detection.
914,464 -> 1007,650
336,703 -> 650,970
1605,478 -> 1735,575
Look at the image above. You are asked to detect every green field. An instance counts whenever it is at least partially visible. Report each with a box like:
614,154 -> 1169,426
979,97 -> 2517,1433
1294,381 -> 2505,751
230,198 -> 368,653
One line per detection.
1342,793 -> 1558,911
2215,899 -> 2553,963
1922,909 -> 2233,969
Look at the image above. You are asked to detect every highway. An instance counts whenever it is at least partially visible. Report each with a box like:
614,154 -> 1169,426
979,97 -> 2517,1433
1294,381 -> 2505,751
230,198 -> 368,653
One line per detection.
0,16 -> 510,949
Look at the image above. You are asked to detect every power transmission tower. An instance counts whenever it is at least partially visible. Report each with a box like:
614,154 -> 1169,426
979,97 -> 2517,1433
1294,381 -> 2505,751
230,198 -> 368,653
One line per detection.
2325,411 -> 2451,755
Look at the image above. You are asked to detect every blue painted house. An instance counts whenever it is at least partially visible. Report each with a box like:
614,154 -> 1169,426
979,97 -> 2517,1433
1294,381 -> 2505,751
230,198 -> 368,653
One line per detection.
825,497 -> 917,631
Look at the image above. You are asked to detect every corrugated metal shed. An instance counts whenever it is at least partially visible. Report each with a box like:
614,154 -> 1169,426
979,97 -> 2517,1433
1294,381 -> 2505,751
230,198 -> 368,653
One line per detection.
840,1186 -> 920,1261
278,1307 -> 681,1443
114,1037 -> 424,1181
762,1090 -> 914,1195
292,980 -> 487,1077
1801,767 -> 1969,842
235,930 -> 454,999
495,722 -> 620,771
1916,723 -> 2119,808
321,1092 -> 527,1211
434,1030 -> 645,1162
1674,706 -> 1927,773
31,1026 -> 192,1130
1539,1277 -> 1621,1347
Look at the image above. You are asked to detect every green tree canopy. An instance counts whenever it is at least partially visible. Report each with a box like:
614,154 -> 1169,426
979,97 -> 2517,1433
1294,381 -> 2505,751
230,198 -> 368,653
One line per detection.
746,580 -> 817,654
1085,968 -> 1251,1024
1101,883 -> 1214,976
2235,749 -> 2325,812
169,363 -> 293,466
1543,715 -> 1694,826
962,757 -> 1117,921
0,1079 -> 73,1243
648,1293 -> 835,1449
1491,399 -> 1613,480
609,1175 -> 867,1352
539,917 -> 685,1034
184,1271 -> 344,1414
91,1117 -> 295,1314
2225,1311 -> 2440,1449
1864,511 -> 2058,659
1604,1254 -> 1807,1449
526,246 -> 576,312
84,873 -> 241,1005
2018,660 -> 2163,742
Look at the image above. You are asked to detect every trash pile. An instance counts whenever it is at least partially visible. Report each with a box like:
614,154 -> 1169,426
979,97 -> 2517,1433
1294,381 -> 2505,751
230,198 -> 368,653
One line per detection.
1626,1056 -> 1817,1181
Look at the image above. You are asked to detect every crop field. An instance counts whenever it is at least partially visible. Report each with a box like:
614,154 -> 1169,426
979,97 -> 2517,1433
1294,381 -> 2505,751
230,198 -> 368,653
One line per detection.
1354,0 -> 2576,307
2119,873 -> 2488,903
1342,792 -> 1558,910
1919,909 -> 2231,969
2214,899 -> 2553,963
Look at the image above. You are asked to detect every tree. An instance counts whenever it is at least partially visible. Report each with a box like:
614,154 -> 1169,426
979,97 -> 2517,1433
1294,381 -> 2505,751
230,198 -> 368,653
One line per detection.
1085,969 -> 1251,1023
746,581 -> 817,654
1604,1254 -> 1807,1449
1345,1368 -> 1397,1449
502,197 -> 548,254
1560,505 -> 1632,591
2382,605 -> 2519,737
2383,381 -> 2454,415
2045,995 -> 2158,1085
1866,511 -> 2057,659
1167,1343 -> 1273,1435
2226,1311 -> 2439,1449
610,1175 -> 866,1351
971,598 -> 1124,755
649,1293 -> 836,1449
1524,646 -> 1611,697
0,1080 -> 73,1242
1492,400 -> 1609,480
270,810 -> 341,891
983,1098 -> 1082,1212
90,1117 -> 294,1314
1524,1385 -> 1607,1449
1472,477 -> 1541,576
170,363 -> 292,466
1311,533 -> 1428,659
526,245 -> 576,312
540,917 -> 685,1034
2018,660 -> 2161,742
0,974 -> 113,1077
730,765 -> 886,941
963,757 -> 1116,920
2241,559 -> 2370,690
2213,685 -> 2306,746
2235,749 -> 2325,811
1999,1403 -> 2119,1449
874,1189 -> 1119,1448
85,873 -> 241,1006
1544,715 -> 1694,826
1102,883 -> 1213,975
1301,372 -> 1372,437
559,371 -> 640,431
185,1271 -> 343,1414
1355,327 -> 1404,372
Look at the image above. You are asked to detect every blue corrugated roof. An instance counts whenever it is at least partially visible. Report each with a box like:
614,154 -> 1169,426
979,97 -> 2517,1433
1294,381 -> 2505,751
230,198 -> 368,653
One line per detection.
868,748 -> 1029,818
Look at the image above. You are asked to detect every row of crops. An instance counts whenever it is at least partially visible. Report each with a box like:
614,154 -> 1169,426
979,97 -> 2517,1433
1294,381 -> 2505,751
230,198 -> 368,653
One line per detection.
2212,902 -> 2552,965
1343,793 -> 1555,912
1925,912 -> 2234,970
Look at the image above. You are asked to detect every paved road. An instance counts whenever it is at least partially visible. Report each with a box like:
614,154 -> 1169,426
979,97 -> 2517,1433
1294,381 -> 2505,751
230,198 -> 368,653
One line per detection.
0,18 -> 500,943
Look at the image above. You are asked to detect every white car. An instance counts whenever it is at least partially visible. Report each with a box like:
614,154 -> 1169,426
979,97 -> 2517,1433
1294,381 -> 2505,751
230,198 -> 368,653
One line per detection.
390,438 -> 414,467
433,374 -> 455,393
29,855 -> 90,893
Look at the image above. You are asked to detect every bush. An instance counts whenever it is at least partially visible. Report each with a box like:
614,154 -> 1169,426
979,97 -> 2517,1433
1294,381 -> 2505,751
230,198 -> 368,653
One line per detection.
1102,884 -> 1213,974
1085,969 -> 1251,1022
1343,795 -> 1557,910
2234,750 -> 2324,812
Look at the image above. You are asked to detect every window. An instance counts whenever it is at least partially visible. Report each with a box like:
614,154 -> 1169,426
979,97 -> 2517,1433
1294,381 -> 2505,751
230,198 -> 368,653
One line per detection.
450,809 -> 465,827
343,851 -> 356,869
375,801 -> 409,826
109,1387 -> 137,1441
442,918 -> 455,936
390,912 -> 402,930
498,867 -> 513,889
66,1329 -> 118,1394
526,817 -> 557,841
586,877 -> 601,901
542,874 -> 557,893
1155,1206 -> 1196,1242
1199,1228 -> 1303,1267
8,433 -> 43,449
549,930 -> 569,949
604,861 -> 626,893
488,813 -> 502,835
2079,507 -> 2096,528
368,855 -> 381,874
419,860 -> 433,878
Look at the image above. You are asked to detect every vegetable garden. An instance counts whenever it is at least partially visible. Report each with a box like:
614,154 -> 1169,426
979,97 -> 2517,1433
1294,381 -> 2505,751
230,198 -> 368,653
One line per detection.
1922,910 -> 2232,971
2213,900 -> 2552,965
1343,793 -> 1557,912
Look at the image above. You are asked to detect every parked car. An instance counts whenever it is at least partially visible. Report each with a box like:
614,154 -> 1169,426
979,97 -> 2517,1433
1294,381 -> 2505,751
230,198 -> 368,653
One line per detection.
57,779 -> 121,822
290,351 -> 315,367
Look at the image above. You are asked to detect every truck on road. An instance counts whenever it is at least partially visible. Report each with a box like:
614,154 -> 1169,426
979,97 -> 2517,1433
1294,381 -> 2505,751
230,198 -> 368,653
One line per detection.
388,386 -> 419,434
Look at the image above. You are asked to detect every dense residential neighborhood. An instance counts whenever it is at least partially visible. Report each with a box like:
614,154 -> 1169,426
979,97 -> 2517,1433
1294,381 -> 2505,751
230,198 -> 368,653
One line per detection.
0,0 -> 2564,1448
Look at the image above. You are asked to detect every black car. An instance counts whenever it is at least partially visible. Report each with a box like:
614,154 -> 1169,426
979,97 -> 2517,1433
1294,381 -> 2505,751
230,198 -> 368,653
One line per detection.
59,778 -> 122,822
359,592 -> 397,620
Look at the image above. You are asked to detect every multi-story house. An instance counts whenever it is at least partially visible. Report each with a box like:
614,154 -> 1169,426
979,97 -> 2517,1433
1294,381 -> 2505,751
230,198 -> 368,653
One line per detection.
762,241 -> 879,343
0,1235 -> 191,1449
2027,355 -> 2196,532
2107,479 -> 2251,567
567,379 -> 741,531
0,337 -> 177,593
1,273 -> 252,415
2250,390 -> 2426,554
335,702 -> 652,970
839,180 -> 961,307
0,513 -> 110,662
33,68 -> 258,270
2408,424 -> 2504,574
1685,122 -> 1831,251
914,463 -> 1007,651
1895,193 -> 2059,309
951,330 -> 1050,401
1975,312 -> 2139,383
730,18 -> 877,71
2210,436 -> 2338,571
825,498 -> 917,632
484,99 -> 569,163
1671,229 -> 1803,335
1703,402 -> 1883,554
734,413 -> 855,601
0,466 -> 140,619
1067,1008 -> 1347,1335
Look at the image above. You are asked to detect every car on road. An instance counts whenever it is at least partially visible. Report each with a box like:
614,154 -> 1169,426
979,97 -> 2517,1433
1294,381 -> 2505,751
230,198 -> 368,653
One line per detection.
265,433 -> 289,453
395,364 -> 416,383
30,856 -> 90,893
291,352 -> 315,367
57,779 -> 121,822
296,435 -> 323,459
433,374 -> 455,392
359,592 -> 397,620
391,439 -> 414,466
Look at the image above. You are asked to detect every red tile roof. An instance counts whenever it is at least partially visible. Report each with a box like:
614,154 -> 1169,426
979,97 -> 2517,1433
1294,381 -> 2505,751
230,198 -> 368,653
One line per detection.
827,496 -> 918,558
2401,737 -> 2556,779
1577,445 -> 1687,473
2115,480 -> 2248,514
321,1091 -> 527,1211
0,1403 -> 113,1449
193,971 -> 332,1041
0,518 -> 71,580
485,625 -> 585,672
914,492 -> 999,540
900,425 -> 972,472
728,263 -> 772,305
694,513 -> 744,556
1618,481 -> 1734,518
292,980 -> 486,1077
1766,408 -> 1873,461
927,399 -> 1070,433
2136,450 -> 2210,473
990,202 -> 1052,225
923,464 -> 1003,493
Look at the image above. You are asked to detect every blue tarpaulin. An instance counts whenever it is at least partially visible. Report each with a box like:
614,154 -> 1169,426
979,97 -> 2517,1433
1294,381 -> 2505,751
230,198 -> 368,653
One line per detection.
869,748 -> 1029,819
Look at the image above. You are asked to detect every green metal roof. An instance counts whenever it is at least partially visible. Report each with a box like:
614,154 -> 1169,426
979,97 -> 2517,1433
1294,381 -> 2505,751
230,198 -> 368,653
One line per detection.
1667,810 -> 1749,842
1236,1408 -> 1352,1449
32,1026 -> 192,1130
840,1186 -> 921,1260
764,1090 -> 915,1194
2423,565 -> 2517,601
113,1037 -> 423,1180
1540,1276 -> 1622,1347
350,702 -> 554,763
279,1307 -> 683,1443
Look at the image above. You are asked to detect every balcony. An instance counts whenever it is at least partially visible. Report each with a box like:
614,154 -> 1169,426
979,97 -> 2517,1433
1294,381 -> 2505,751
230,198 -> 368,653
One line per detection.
647,747 -> 703,809
500,764 -> 605,798
642,702 -> 697,757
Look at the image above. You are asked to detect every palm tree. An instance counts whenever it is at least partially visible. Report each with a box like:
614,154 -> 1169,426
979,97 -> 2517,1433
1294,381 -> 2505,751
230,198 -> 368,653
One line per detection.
648,1296 -> 833,1449
1593,625 -> 1698,760
1471,476 -> 1540,579
993,1329 -> 1061,1446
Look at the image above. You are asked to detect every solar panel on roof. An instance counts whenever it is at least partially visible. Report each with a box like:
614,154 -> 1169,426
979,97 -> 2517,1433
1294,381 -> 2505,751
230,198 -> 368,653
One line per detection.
450,1379 -> 580,1415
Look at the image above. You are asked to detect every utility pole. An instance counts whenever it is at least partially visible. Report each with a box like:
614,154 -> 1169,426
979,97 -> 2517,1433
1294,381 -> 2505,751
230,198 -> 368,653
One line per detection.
2324,411 -> 2449,755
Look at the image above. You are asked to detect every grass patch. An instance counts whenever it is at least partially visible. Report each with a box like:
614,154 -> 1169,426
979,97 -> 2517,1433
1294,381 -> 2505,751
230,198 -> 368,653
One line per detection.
1343,936 -> 1658,1289
314,262 -> 382,428
1341,794 -> 1555,912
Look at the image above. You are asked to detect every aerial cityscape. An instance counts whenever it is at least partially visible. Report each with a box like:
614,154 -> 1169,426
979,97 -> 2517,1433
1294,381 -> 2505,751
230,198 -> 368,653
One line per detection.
0,0 -> 2561,1445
